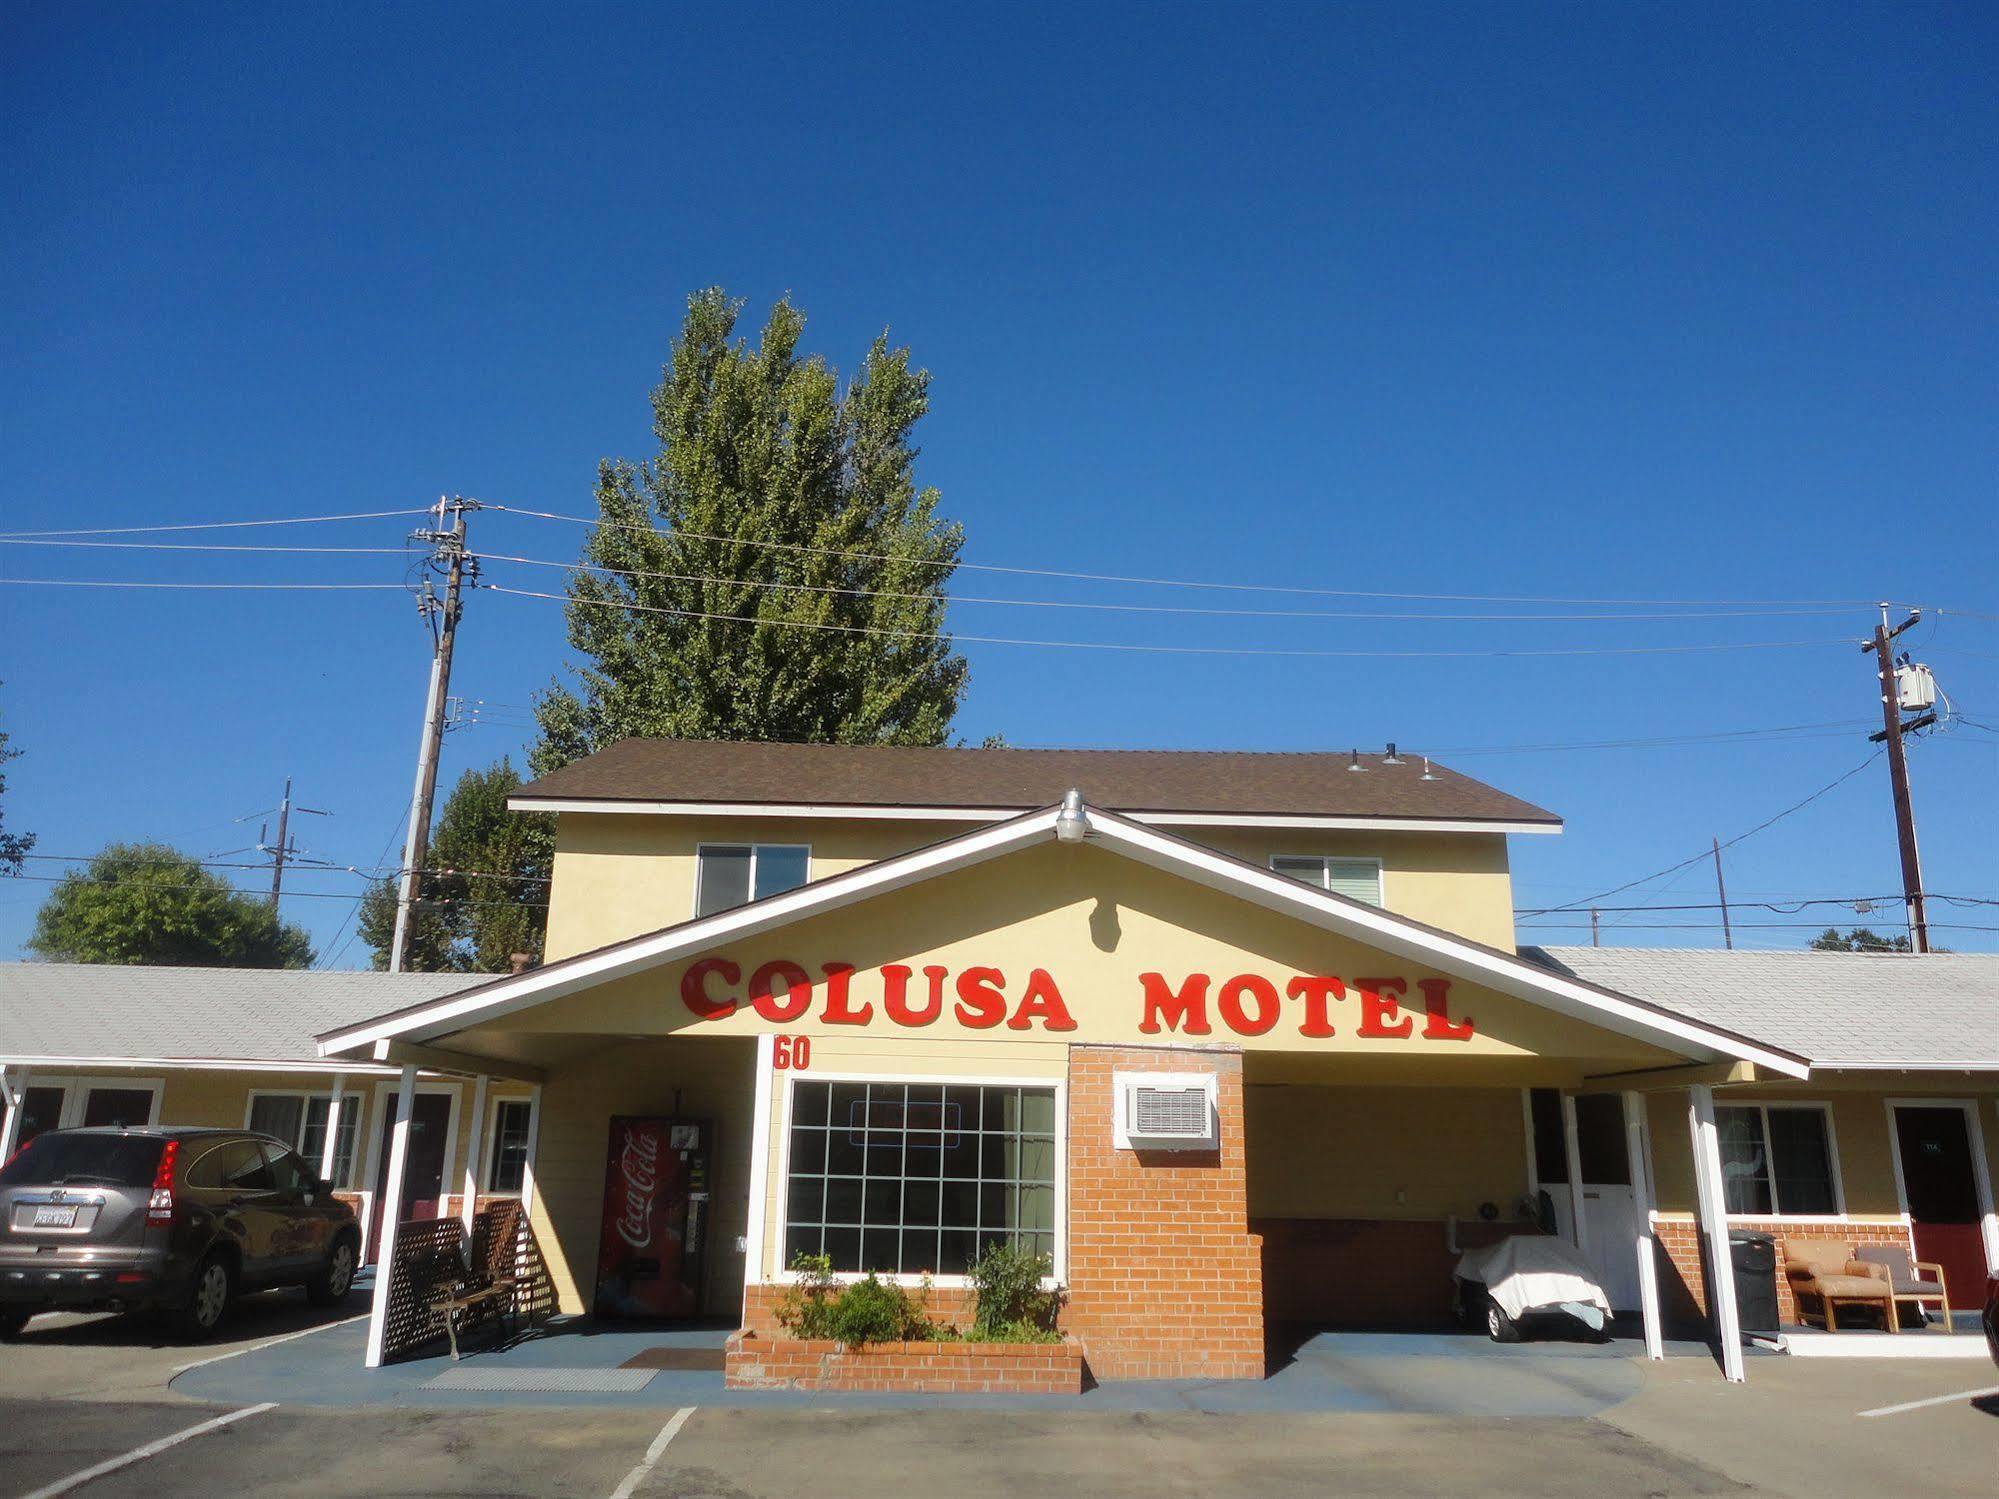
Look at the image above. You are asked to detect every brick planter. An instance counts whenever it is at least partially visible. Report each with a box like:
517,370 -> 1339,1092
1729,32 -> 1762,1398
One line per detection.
725,1332 -> 1085,1394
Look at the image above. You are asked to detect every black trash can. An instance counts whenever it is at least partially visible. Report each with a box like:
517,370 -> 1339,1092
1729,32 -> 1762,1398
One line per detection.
1728,1230 -> 1780,1334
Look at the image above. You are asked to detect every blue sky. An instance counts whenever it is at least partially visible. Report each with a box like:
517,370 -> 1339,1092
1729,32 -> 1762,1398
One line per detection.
2,2 -> 1993,965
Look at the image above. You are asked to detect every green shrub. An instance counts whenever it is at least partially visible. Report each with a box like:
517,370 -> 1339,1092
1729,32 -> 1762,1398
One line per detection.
969,1241 -> 1060,1340
774,1254 -> 936,1346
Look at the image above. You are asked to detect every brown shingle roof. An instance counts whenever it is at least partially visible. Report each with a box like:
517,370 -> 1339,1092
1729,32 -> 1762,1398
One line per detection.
512,740 -> 1560,825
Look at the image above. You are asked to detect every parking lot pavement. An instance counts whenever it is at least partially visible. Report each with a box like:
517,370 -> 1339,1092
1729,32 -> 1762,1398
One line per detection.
0,1287 -> 366,1404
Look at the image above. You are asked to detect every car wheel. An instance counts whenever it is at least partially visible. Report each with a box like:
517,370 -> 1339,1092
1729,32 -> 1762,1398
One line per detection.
1486,1299 -> 1521,1343
0,1307 -> 31,1341
306,1234 -> 359,1306
175,1253 -> 235,1340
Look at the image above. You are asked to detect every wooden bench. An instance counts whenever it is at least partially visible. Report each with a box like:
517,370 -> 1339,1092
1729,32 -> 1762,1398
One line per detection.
430,1276 -> 518,1361
426,1204 -> 526,1360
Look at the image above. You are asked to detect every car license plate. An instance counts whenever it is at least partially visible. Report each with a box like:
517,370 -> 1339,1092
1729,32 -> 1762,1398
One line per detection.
31,1205 -> 78,1228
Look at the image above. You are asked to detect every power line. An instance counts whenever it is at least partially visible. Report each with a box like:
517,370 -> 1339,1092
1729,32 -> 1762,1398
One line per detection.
486,583 -> 1856,659
0,539 -> 412,555
471,549 -> 1861,624
1517,919 -> 1999,933
0,508 -> 432,539
1516,894 -> 1999,915
482,502 -> 1899,609
1538,752 -> 1885,915
0,578 -> 406,591
1,870 -> 547,909
1430,720 -> 1875,755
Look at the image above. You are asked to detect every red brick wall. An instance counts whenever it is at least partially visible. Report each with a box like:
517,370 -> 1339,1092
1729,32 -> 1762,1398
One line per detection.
725,1332 -> 1083,1394
1651,1216 -> 1914,1328
1257,1217 -> 1534,1327
1063,1044 -> 1264,1381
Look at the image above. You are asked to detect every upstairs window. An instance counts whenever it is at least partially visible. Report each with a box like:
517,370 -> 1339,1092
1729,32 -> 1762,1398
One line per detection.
695,843 -> 811,916
1270,855 -> 1382,906
1715,1103 -> 1840,1216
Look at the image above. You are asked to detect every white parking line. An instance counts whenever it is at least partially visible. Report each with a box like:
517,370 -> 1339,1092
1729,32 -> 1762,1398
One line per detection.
169,1312 -> 370,1375
19,1402 -> 277,1499
1858,1385 -> 1999,1418
607,1406 -> 697,1499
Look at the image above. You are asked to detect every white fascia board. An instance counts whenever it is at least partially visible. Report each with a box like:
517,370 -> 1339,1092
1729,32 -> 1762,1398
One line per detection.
0,1055 -> 407,1076
1085,811 -> 1810,1078
1813,1060 -> 1999,1072
507,796 -> 1560,836
317,807 -> 1067,1056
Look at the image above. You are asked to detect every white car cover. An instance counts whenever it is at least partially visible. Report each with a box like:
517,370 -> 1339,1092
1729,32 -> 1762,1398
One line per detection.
1455,1234 -> 1611,1324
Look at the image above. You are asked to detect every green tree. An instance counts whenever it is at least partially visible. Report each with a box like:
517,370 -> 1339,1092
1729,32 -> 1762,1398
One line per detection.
359,758 -> 551,972
531,288 -> 967,773
28,843 -> 313,968
0,687 -> 33,877
1809,926 -> 1912,953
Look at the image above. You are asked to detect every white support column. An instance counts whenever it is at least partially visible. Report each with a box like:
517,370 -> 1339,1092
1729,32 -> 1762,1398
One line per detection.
318,1073 -> 347,1184
743,1035 -> 775,1299
0,1067 -> 24,1163
1623,1090 -> 1665,1361
1687,1084 -> 1745,1383
364,1064 -> 418,1370
517,1084 -> 542,1215
459,1074 -> 489,1239
1560,1091 -> 1591,1258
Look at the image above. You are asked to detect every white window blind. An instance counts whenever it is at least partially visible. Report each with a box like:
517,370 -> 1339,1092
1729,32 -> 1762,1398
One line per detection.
1270,855 -> 1382,906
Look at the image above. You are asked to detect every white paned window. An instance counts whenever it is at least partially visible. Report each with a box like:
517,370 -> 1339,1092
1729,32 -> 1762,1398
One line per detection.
247,1091 -> 363,1188
1714,1103 -> 1841,1216
1270,855 -> 1383,906
487,1099 -> 535,1193
695,843 -> 811,917
783,1081 -> 1058,1276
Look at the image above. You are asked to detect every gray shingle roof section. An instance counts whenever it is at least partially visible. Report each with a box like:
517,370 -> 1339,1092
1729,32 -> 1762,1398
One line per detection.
1523,948 -> 1999,1068
0,964 -> 475,1064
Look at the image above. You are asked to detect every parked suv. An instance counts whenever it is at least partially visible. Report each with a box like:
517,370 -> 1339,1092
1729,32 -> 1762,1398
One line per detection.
0,1126 -> 361,1340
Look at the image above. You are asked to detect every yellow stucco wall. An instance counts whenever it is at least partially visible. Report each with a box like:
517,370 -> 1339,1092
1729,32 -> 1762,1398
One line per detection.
1645,1077 -> 1999,1229
539,812 -> 1520,961
474,841 -> 1670,1073
1244,1083 -> 1529,1220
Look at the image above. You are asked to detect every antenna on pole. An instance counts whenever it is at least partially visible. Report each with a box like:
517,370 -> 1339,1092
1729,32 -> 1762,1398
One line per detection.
1710,837 -> 1733,950
1861,604 -> 1931,953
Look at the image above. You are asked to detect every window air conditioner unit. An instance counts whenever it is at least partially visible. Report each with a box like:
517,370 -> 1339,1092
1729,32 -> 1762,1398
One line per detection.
1113,1072 -> 1219,1152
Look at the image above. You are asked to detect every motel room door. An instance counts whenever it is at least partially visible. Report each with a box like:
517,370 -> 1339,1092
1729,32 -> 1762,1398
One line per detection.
1534,1091 -> 1641,1311
1891,1105 -> 1990,1310
371,1092 -> 452,1258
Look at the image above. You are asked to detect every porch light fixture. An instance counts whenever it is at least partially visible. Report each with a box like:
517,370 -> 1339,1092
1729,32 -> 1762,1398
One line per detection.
1054,787 -> 1090,843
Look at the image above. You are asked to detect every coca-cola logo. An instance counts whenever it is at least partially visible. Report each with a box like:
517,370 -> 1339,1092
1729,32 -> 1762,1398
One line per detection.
614,1127 -> 660,1250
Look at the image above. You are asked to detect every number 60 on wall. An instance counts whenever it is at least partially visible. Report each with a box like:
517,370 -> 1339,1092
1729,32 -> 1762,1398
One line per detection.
772,1035 -> 811,1071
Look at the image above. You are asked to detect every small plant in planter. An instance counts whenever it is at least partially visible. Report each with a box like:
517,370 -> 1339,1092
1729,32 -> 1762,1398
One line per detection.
969,1241 -> 1062,1343
773,1253 -> 936,1345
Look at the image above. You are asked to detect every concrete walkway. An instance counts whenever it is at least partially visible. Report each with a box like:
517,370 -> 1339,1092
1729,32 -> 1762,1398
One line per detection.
170,1316 -> 1716,1415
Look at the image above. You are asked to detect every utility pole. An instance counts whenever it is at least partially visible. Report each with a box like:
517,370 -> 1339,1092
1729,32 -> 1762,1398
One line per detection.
267,779 -> 293,907
1863,605 -> 1930,953
1590,908 -> 1600,948
1710,837 -> 1733,950
390,497 -> 478,973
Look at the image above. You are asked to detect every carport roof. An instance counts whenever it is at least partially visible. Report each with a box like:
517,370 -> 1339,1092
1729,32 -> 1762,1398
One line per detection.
0,963 -> 473,1068
1522,947 -> 1999,1069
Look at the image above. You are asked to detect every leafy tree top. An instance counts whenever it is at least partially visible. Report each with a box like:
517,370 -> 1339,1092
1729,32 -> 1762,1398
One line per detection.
28,842 -> 314,968
1809,926 -> 1913,953
533,288 -> 967,773
0,691 -> 32,878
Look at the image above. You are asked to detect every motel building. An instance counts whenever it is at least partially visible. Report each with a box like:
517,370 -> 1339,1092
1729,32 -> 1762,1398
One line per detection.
3,741 -> 1995,1387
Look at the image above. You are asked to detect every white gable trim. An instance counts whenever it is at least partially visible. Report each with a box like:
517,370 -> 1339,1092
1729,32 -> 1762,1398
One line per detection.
508,795 -> 1561,836
318,802 -> 1800,1075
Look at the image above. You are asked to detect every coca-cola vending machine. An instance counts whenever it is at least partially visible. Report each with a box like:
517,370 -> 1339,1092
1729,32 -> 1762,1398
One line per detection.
594,1116 -> 712,1319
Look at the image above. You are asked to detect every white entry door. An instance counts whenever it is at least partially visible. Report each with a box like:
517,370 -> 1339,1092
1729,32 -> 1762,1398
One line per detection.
1580,1183 -> 1641,1311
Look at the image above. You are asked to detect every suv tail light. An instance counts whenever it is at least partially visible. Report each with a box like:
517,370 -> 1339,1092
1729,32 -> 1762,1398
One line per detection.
146,1138 -> 179,1226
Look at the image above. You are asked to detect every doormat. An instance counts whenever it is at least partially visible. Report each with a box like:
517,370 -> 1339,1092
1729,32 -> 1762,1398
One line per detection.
619,1346 -> 728,1371
422,1367 -> 658,1393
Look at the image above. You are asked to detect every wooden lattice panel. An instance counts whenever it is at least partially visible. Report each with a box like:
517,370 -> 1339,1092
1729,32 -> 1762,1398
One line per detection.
379,1217 -> 469,1364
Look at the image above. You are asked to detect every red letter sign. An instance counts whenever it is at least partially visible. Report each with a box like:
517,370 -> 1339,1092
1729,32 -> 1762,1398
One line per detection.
1009,968 -> 1078,1031
681,957 -> 740,1019
1418,978 -> 1474,1040
1285,975 -> 1344,1037
820,962 -> 872,1025
1217,974 -> 1280,1036
1354,977 -> 1413,1038
953,967 -> 1007,1029
1138,973 -> 1212,1035
747,960 -> 811,1023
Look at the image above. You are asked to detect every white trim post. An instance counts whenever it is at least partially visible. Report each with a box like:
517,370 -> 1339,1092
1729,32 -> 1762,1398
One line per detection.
318,1073 -> 347,1184
518,1084 -> 542,1215
1560,1091 -> 1591,1258
460,1074 -> 489,1239
364,1064 -> 418,1370
1623,1090 -> 1664,1361
1688,1084 -> 1745,1382
742,1035 -> 775,1296
0,1067 -> 24,1162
